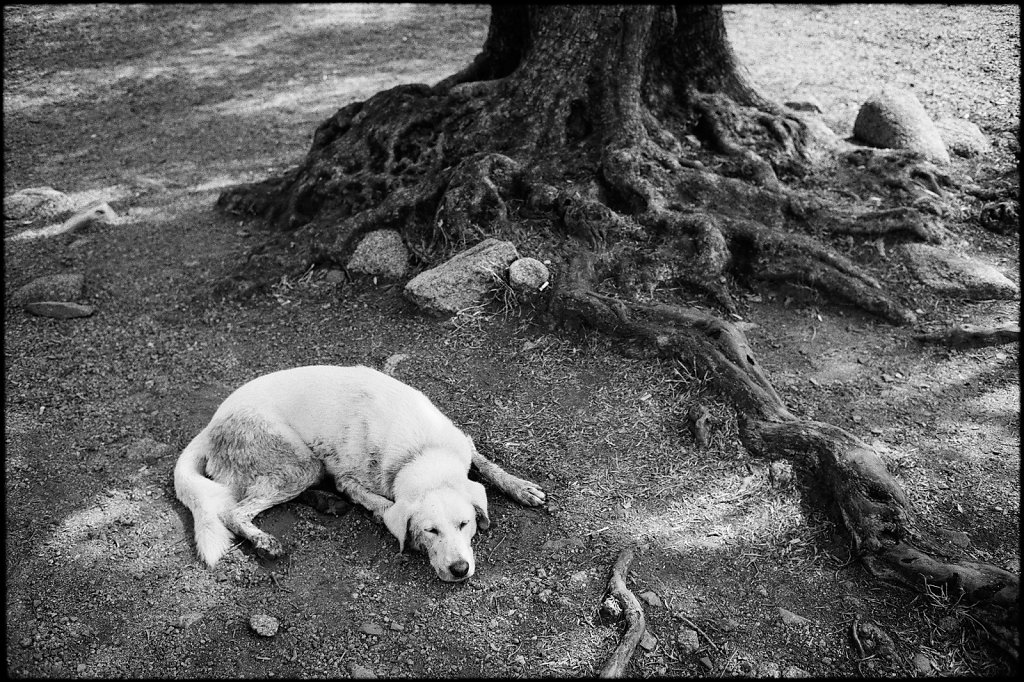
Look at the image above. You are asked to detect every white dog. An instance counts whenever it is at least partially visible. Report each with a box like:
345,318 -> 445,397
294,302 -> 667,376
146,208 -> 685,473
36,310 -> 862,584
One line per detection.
174,365 -> 545,581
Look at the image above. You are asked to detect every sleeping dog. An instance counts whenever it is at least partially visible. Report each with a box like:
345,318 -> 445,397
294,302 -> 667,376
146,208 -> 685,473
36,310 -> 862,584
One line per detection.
174,365 -> 546,581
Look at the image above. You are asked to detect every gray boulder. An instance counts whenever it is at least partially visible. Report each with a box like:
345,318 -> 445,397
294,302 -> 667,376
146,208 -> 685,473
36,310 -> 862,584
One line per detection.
897,243 -> 1018,300
347,229 -> 410,279
12,273 -> 85,305
853,88 -> 950,165
404,238 -> 519,316
25,302 -> 96,319
934,117 -> 992,158
4,187 -> 76,222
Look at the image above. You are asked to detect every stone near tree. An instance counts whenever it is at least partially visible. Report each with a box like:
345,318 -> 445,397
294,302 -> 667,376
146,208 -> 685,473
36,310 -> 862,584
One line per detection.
4,186 -> 75,222
853,88 -> 951,165
897,243 -> 1019,300
347,229 -> 410,279
934,117 -> 992,158
508,257 -> 549,294
404,238 -> 519,316
777,607 -> 811,627
783,93 -> 824,114
24,301 -> 96,319
638,590 -> 663,608
12,273 -> 85,306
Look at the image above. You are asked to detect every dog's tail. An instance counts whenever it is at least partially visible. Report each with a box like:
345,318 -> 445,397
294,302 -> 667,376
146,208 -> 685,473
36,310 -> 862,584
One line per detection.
174,430 -> 236,567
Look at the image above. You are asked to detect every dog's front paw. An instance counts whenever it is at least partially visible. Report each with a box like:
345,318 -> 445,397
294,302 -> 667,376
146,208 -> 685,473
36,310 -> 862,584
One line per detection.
505,476 -> 546,507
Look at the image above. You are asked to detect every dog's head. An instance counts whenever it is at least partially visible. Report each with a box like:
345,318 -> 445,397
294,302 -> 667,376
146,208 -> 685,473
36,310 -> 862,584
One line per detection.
383,480 -> 489,582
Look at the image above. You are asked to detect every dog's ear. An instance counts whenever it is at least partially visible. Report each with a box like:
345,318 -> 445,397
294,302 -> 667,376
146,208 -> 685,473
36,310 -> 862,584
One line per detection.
468,480 -> 490,531
382,500 -> 413,552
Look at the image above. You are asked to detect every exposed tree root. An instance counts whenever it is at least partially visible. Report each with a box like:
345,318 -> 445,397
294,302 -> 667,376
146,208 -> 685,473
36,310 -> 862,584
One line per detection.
550,251 -> 1018,653
828,207 -> 947,244
599,547 -> 646,678
597,142 -> 915,323
914,322 -> 1020,348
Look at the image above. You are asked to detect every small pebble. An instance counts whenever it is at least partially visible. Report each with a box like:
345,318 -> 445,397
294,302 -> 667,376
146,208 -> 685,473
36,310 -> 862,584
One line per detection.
249,614 -> 279,637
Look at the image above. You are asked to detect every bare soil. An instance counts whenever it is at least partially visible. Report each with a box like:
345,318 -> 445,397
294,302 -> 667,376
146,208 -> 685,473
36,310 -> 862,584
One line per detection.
4,5 -> 1019,678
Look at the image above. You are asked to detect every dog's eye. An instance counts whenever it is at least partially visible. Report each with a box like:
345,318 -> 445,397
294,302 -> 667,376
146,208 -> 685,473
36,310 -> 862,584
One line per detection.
426,528 -> 439,535
459,521 -> 469,530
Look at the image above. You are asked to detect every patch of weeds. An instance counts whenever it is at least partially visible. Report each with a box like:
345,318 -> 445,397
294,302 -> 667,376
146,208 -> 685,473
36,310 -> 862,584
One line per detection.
486,266 -> 522,317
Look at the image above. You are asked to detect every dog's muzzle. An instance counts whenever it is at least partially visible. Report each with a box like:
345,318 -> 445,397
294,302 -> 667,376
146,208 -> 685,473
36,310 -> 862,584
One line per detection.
448,560 -> 470,581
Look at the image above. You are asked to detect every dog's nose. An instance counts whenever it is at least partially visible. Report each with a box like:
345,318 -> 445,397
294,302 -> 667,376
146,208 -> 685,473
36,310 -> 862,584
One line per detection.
449,560 -> 470,579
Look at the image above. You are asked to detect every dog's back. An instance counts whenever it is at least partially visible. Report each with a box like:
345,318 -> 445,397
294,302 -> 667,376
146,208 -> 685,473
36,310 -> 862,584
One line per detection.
214,365 -> 471,481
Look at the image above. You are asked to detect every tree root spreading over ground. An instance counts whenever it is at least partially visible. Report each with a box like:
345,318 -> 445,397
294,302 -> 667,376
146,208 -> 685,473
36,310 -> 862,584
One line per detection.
915,322 -> 1020,348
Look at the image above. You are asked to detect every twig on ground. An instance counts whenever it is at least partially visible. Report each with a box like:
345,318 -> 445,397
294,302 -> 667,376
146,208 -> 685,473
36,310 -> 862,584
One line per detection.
676,613 -> 721,653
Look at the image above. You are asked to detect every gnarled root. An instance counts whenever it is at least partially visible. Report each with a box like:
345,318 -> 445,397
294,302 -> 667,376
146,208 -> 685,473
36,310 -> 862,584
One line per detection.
434,153 -> 523,249
914,322 -> 1020,348
598,144 -> 915,324
828,207 -> 947,244
549,251 -> 1019,652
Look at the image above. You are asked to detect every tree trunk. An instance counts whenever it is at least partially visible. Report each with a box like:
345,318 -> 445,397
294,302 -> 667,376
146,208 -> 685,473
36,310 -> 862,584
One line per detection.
217,4 -> 1017,654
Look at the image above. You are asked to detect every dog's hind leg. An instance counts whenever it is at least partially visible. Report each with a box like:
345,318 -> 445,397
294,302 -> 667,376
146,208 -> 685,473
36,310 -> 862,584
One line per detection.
206,411 -> 322,560
222,477 -> 312,560
471,449 -> 547,507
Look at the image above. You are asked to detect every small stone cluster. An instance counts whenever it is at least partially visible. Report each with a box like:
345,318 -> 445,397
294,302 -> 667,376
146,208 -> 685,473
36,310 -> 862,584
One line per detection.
342,230 -> 551,317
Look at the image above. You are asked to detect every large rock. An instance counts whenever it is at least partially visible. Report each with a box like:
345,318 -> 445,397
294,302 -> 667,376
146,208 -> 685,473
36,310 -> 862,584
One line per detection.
897,243 -> 1019,300
12,273 -> 85,305
853,88 -> 951,165
404,238 -> 519,316
4,187 -> 76,222
934,117 -> 992,158
347,229 -> 410,279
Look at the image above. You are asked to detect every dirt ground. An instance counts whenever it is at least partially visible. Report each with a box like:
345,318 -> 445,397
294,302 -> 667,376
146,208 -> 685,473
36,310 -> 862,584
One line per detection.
4,4 -> 1019,678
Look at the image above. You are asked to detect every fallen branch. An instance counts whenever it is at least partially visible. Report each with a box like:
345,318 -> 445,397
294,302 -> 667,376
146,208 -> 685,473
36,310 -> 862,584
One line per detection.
6,203 -> 117,242
914,322 -> 1019,348
599,547 -> 646,678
